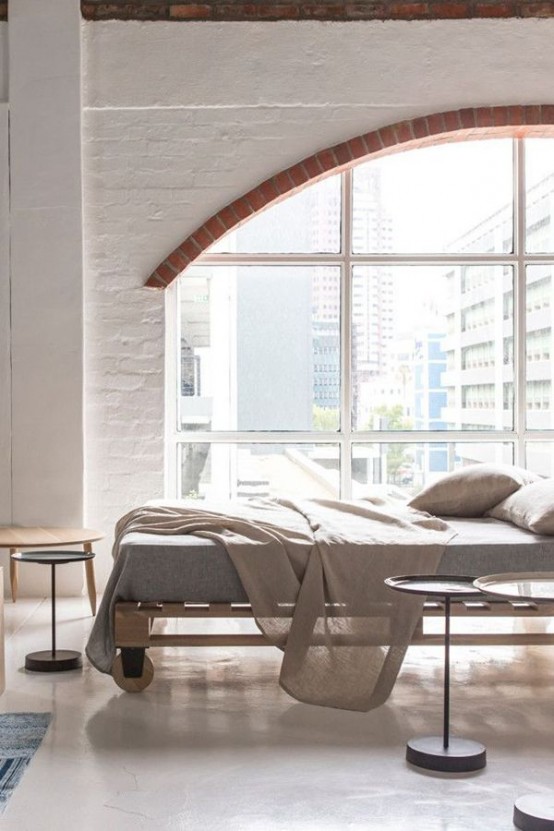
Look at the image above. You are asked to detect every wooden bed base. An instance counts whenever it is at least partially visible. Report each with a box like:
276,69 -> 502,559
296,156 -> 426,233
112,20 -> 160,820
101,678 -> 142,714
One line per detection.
112,598 -> 554,691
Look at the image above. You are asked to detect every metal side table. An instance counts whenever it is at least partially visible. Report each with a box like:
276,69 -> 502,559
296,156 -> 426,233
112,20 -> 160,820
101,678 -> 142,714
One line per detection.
385,574 -> 487,773
475,572 -> 554,831
0,525 -> 103,615
12,549 -> 96,672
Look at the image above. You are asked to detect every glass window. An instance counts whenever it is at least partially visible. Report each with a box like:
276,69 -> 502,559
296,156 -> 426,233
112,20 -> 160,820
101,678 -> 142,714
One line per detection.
526,442 -> 554,478
351,265 -> 513,432
351,442 -> 514,499
209,174 -> 341,254
352,140 -> 513,254
169,138 -> 554,500
180,265 -> 340,432
526,265 -> 554,430
179,443 -> 340,501
525,139 -> 554,254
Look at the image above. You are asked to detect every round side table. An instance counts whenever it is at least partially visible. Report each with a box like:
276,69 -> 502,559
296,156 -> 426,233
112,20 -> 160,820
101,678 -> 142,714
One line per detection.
475,572 -> 554,831
385,574 -> 487,773
12,550 -> 96,672
0,526 -> 104,615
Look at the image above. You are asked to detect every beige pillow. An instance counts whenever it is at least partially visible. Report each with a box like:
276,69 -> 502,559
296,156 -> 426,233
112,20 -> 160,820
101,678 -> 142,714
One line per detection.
408,464 -> 539,517
487,478 -> 554,534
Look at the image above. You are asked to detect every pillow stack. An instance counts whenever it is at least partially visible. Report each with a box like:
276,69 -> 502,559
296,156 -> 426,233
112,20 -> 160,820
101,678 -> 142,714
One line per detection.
408,463 -> 540,518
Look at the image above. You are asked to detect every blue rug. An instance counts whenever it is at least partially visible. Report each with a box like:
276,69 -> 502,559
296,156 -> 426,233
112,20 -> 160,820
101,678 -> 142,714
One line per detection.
0,713 -> 51,814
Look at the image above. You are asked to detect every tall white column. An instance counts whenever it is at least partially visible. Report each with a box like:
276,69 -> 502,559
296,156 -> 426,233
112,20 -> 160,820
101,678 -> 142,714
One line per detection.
0,105 -> 9,525
9,1 -> 83,594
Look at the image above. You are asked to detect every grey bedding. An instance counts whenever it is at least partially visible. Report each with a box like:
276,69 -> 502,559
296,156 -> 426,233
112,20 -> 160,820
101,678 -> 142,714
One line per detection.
86,515 -> 554,675
115,516 -> 554,603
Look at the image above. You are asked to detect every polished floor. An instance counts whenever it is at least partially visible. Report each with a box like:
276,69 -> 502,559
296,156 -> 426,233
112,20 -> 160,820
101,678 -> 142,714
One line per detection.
1,597 -> 554,830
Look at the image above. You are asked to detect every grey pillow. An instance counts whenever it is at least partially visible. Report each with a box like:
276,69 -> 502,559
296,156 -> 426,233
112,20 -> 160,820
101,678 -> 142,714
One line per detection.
487,478 -> 554,534
408,463 -> 539,517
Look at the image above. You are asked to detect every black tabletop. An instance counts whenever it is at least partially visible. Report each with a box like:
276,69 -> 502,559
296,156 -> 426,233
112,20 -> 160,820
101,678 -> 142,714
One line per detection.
11,550 -> 95,566
385,574 -> 482,598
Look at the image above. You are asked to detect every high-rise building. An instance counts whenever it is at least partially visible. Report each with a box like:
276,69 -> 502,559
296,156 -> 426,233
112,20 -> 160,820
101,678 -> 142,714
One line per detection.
309,167 -> 395,424
441,172 -> 554,476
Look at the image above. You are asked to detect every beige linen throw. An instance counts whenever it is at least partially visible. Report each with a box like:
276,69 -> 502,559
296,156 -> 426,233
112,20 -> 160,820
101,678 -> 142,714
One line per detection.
110,496 -> 454,711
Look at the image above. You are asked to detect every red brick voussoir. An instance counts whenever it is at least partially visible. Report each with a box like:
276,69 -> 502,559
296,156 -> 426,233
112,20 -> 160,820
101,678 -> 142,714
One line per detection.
145,105 -> 554,289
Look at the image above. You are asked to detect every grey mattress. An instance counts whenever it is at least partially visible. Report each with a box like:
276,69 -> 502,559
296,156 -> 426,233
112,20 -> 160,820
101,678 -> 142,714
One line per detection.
87,515 -> 554,673
116,517 -> 554,604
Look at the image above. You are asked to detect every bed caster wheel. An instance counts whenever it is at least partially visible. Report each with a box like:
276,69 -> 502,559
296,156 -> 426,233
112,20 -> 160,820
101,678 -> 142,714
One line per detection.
112,653 -> 154,692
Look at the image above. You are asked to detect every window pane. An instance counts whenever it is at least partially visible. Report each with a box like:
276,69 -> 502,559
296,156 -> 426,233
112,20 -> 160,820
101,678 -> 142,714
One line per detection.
208,175 -> 341,254
351,266 -> 513,432
525,138 -> 554,254
179,265 -> 340,432
352,442 -> 514,499
179,443 -> 340,500
352,140 -> 513,254
526,265 -> 554,430
526,442 -> 554,478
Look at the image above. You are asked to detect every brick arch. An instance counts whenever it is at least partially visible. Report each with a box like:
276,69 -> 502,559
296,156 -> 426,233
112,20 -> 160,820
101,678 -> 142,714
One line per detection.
145,105 -> 554,289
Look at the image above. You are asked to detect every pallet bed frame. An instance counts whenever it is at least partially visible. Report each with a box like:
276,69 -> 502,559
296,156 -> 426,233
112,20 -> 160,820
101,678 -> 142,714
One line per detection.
111,597 -> 554,691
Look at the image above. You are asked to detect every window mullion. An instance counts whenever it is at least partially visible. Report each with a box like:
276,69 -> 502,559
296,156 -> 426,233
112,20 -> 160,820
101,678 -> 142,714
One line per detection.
340,169 -> 353,499
200,252 -> 554,267
514,137 -> 527,466
166,280 -> 181,497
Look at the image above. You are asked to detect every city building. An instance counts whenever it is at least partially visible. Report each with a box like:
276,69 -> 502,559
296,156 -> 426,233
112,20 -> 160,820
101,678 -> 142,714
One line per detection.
441,172 -> 554,477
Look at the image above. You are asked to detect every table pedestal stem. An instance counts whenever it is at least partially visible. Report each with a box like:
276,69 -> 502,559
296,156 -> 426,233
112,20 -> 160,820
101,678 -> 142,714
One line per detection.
405,592 -> 486,773
443,595 -> 450,750
51,564 -> 56,658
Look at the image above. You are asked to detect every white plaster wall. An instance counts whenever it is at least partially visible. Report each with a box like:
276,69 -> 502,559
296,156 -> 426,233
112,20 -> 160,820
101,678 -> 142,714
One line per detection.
0,23 -> 7,103
82,19 -> 554,585
0,106 -> 10,534
0,35 -> 11,589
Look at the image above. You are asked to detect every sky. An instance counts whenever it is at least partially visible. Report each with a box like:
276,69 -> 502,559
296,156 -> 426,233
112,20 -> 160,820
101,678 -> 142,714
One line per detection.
371,136 -> 554,252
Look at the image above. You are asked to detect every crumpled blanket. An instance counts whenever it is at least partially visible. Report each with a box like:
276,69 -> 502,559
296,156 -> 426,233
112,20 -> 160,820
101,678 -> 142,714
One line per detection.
86,496 -> 455,711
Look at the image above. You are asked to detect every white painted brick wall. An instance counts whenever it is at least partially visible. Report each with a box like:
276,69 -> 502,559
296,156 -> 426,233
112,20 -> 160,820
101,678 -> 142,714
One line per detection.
82,18 -> 554,584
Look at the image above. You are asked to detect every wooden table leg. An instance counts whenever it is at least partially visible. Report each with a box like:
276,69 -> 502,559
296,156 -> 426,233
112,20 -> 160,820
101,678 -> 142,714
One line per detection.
9,549 -> 19,603
83,543 -> 97,616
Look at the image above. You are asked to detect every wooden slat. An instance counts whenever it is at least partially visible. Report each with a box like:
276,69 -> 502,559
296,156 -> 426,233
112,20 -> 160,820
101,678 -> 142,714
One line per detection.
132,602 -> 257,619
118,599 -> 554,620
461,601 -> 491,610
148,634 -> 270,647
116,629 -> 554,650
423,601 -> 554,617
509,601 -> 539,610
411,632 -> 554,646
113,598 -> 554,653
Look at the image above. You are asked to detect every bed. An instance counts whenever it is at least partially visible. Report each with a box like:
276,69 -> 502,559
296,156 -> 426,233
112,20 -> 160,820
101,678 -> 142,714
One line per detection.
86,509 -> 554,696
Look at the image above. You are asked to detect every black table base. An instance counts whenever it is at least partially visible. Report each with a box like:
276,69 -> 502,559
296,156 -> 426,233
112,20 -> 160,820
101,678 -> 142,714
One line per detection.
25,650 -> 82,673
12,550 -> 96,675
385,576 -> 487,774
514,794 -> 554,831
406,736 -> 486,773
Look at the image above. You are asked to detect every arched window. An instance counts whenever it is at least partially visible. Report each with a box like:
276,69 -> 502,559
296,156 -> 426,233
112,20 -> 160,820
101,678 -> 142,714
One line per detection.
166,137 -> 554,501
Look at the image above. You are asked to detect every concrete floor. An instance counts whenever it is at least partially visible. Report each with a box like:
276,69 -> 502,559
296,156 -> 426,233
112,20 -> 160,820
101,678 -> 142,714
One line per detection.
1,597 -> 553,830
